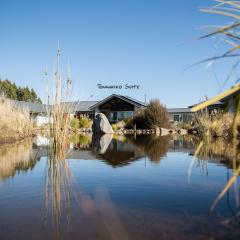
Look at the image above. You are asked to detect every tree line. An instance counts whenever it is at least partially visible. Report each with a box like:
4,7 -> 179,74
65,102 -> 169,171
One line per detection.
0,79 -> 42,103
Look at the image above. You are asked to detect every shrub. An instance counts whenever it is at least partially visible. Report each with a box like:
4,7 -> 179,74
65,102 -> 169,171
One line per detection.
79,116 -> 92,128
131,99 -> 171,129
70,116 -> 92,129
70,118 -> 80,129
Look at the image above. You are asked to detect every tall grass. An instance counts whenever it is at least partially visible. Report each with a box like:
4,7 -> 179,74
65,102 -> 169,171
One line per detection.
194,112 -> 239,139
46,47 -> 73,153
193,0 -> 240,213
44,47 -> 76,235
0,99 -> 33,142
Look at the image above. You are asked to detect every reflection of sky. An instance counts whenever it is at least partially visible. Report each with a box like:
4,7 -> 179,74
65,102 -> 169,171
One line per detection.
68,152 -> 235,216
0,142 -> 239,239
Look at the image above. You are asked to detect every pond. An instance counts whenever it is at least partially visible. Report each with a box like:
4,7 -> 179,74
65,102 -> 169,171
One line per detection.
0,134 -> 239,240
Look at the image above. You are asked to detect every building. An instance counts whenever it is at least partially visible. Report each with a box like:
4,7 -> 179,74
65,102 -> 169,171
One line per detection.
190,84 -> 240,113
4,94 -> 194,125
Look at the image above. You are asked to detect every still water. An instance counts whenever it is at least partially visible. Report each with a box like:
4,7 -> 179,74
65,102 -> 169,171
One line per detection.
0,134 -> 239,240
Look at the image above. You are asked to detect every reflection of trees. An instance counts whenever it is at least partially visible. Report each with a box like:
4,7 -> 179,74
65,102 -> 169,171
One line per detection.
0,139 -> 38,180
130,135 -> 171,162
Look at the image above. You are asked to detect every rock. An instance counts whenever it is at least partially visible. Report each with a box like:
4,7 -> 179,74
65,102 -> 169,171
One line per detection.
160,128 -> 169,136
92,113 -> 114,134
179,129 -> 188,135
92,134 -> 113,154
155,127 -> 161,136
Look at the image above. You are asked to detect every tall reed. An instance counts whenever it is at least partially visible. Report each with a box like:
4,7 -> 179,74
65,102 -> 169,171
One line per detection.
193,0 -> 240,213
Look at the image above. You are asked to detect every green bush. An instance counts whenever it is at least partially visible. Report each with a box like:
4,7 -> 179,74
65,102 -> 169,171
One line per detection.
79,116 -> 92,128
70,118 -> 80,129
70,116 -> 92,129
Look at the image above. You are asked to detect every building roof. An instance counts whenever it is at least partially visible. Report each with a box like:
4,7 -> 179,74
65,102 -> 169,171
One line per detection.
9,99 -> 49,113
188,100 -> 225,109
62,101 -> 98,112
191,84 -> 240,112
167,108 -> 192,113
3,95 -> 193,115
89,94 -> 146,110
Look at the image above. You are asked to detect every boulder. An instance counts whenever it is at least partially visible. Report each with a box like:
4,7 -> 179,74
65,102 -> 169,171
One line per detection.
92,113 -> 114,134
92,134 -> 113,154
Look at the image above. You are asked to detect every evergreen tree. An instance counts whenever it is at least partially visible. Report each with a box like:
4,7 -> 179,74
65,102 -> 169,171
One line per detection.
0,78 -> 42,103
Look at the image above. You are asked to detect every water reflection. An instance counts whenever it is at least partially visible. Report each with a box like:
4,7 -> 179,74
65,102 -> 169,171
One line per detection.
0,134 -> 240,239
0,139 -> 39,180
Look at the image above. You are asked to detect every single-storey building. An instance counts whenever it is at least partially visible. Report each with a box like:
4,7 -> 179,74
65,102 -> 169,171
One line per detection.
190,84 -> 240,114
3,94 -> 194,125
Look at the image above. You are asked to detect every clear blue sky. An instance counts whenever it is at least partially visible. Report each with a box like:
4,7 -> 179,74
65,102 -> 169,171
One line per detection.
0,0 -> 237,107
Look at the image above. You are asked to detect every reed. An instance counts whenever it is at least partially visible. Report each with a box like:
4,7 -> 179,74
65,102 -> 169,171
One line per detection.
193,0 -> 240,213
46,46 -> 73,152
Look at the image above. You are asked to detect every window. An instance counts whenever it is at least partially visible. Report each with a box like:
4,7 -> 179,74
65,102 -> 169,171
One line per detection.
173,114 -> 180,122
117,111 -> 133,121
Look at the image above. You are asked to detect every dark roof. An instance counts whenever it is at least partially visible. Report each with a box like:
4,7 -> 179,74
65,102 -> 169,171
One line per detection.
89,94 -> 146,110
62,101 -> 98,112
6,99 -> 97,113
167,108 -> 192,113
5,96 -> 191,114
9,100 -> 49,113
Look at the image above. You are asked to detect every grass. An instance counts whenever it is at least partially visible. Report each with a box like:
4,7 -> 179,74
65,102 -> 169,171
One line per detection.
0,98 -> 33,143
193,112 -> 240,139
190,0 -> 240,213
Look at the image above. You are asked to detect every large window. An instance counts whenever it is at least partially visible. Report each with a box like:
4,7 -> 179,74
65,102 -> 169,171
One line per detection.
117,111 -> 133,121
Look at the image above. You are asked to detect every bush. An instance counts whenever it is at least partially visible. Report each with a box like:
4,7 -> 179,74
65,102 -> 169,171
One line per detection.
79,116 -> 92,128
131,99 -> 171,129
70,118 -> 80,129
70,116 -> 92,129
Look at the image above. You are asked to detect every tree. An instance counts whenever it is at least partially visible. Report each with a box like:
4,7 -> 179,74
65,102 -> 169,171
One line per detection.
0,78 -> 42,103
132,99 -> 171,129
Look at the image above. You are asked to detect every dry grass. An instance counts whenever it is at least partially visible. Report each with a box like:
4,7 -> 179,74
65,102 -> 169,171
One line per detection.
194,113 -> 240,139
0,99 -> 33,142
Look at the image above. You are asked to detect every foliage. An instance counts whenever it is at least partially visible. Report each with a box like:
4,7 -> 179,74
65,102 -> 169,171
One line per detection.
194,113 -> 240,139
0,79 -> 41,103
70,118 -> 80,129
79,116 -> 92,128
130,99 -> 171,129
112,121 -> 126,131
70,116 -> 92,129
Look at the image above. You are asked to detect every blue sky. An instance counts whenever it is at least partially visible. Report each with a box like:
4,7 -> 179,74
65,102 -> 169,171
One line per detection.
0,0 -> 237,107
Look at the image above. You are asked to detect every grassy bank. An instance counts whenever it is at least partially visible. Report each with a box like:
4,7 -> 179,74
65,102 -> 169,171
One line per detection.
190,113 -> 240,140
0,99 -> 33,143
